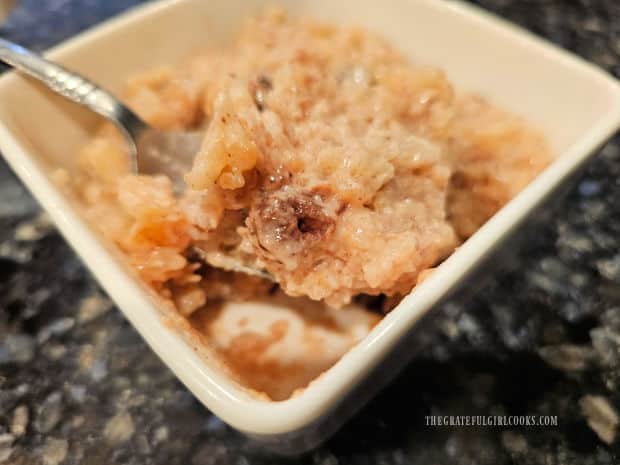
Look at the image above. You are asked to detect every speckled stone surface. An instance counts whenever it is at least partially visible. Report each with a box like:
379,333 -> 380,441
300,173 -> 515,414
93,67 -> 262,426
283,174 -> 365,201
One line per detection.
1,0 -> 620,463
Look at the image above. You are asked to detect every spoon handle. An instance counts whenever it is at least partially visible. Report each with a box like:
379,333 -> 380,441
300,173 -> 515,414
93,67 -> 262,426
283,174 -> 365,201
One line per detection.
0,37 -> 144,171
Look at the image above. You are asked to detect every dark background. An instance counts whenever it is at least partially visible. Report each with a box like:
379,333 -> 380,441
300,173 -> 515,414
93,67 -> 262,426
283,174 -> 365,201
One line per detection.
1,1 -> 620,464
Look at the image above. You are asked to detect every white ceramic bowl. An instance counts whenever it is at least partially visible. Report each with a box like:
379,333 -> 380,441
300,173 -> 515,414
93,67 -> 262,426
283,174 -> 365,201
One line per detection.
1,0 -> 619,452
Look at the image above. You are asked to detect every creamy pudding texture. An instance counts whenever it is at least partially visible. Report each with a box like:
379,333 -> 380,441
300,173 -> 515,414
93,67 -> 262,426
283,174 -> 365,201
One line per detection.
60,10 -> 551,399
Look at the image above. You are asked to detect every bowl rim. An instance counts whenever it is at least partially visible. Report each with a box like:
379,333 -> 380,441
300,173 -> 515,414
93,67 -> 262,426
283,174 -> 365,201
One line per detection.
1,0 -> 620,436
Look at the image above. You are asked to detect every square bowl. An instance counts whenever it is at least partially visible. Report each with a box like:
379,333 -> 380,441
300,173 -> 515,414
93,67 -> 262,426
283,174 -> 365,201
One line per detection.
1,0 -> 620,452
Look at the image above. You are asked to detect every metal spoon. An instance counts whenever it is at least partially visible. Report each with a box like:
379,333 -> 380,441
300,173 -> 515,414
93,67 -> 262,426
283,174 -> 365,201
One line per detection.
0,37 -> 273,281
0,37 -> 201,190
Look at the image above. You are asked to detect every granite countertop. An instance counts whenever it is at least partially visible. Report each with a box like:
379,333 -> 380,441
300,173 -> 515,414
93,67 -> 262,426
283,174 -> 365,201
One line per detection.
2,0 -> 620,464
